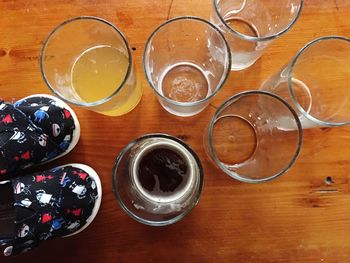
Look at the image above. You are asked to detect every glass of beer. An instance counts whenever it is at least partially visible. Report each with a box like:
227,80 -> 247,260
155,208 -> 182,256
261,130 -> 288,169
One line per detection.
261,36 -> 350,129
40,16 -> 142,116
143,16 -> 231,117
204,91 -> 302,183
211,0 -> 304,70
113,134 -> 204,226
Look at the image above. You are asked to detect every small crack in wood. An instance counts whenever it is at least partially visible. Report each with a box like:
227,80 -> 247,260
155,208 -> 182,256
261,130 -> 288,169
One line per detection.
334,0 -> 339,11
313,189 -> 340,194
167,0 -> 174,20
209,103 -> 218,110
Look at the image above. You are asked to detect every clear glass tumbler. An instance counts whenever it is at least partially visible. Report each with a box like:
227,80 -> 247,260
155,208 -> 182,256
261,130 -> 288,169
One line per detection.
211,0 -> 304,70
40,16 -> 142,116
113,134 -> 204,226
261,36 -> 350,128
143,16 -> 231,117
204,91 -> 302,183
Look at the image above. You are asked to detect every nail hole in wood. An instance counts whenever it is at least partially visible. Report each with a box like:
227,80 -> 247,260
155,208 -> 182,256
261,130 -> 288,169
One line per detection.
325,176 -> 334,185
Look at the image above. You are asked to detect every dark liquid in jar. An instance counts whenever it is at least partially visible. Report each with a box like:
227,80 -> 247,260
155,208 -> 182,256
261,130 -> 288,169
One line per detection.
137,148 -> 188,197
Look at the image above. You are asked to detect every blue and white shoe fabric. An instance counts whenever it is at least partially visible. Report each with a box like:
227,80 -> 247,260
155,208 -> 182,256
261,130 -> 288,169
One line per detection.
0,94 -> 80,176
0,164 -> 102,256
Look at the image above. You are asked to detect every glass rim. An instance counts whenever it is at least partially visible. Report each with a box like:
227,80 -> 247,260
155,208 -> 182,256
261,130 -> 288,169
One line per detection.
288,35 -> 350,127
112,133 -> 204,226
143,16 -> 232,107
207,90 -> 303,183
40,16 -> 133,108
213,0 -> 304,42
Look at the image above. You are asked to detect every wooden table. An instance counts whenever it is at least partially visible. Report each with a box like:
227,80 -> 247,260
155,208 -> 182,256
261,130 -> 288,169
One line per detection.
1,0 -> 349,262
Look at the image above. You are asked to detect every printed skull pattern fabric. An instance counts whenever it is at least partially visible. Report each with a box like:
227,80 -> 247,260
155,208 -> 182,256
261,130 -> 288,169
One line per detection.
2,165 -> 99,256
0,96 -> 76,176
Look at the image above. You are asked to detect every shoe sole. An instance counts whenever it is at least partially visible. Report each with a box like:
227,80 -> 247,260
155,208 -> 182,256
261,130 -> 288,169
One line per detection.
58,163 -> 103,237
17,94 -> 81,163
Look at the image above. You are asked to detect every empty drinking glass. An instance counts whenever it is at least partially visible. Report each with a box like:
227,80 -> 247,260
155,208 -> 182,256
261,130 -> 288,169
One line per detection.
41,16 -> 142,116
204,91 -> 302,183
143,16 -> 231,117
261,36 -> 350,128
211,0 -> 304,70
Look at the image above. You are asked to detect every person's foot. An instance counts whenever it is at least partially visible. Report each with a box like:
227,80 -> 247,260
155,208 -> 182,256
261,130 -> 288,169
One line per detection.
0,163 -> 102,256
0,94 -> 80,176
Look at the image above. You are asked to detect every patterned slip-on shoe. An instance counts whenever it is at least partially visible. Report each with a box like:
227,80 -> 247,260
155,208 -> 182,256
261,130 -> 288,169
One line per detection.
0,94 -> 80,176
0,164 -> 102,256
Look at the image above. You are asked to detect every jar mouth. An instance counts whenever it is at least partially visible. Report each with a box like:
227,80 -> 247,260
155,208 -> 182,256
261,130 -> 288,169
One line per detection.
288,36 -> 350,127
131,140 -> 197,204
40,16 -> 133,108
143,16 -> 232,107
213,0 -> 304,42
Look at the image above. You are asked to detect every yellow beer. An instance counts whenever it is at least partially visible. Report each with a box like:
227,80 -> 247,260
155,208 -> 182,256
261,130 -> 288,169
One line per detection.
71,45 -> 142,116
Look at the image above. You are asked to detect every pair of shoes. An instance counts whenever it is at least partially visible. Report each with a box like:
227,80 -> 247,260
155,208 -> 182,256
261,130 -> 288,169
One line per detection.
0,94 -> 102,256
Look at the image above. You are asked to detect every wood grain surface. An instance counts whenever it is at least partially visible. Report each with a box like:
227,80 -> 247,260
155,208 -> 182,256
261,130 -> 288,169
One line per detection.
0,0 -> 350,262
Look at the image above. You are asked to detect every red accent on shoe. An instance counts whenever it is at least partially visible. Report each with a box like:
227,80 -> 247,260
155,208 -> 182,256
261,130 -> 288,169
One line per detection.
36,175 -> 46,182
21,151 -> 30,160
73,171 -> 88,181
71,208 -> 82,216
36,175 -> 55,182
79,173 -> 88,181
1,114 -> 13,124
63,109 -> 71,119
42,213 -> 53,224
